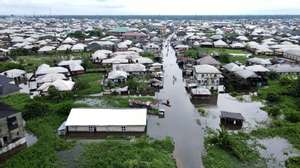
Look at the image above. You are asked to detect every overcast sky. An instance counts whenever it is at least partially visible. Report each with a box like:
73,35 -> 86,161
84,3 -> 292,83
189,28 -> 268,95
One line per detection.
0,0 -> 300,15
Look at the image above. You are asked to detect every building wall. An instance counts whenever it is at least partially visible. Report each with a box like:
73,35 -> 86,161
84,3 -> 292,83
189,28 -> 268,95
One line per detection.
67,125 -> 145,133
193,72 -> 221,90
0,113 -> 25,148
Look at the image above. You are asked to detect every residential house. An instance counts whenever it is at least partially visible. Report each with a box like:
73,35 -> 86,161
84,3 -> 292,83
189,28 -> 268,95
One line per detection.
0,103 -> 26,161
193,64 -> 223,91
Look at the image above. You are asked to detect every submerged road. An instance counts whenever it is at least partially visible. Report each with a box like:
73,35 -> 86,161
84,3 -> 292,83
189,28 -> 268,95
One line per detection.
147,37 -> 204,168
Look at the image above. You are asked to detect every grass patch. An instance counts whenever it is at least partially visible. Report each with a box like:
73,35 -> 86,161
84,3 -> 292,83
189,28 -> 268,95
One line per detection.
74,73 -> 104,96
203,130 -> 266,168
15,52 -> 91,72
1,94 -> 78,168
101,96 -> 155,108
78,137 -> 176,168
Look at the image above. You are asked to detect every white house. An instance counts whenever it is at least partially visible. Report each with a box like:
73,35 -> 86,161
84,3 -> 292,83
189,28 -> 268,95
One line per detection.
60,108 -> 147,136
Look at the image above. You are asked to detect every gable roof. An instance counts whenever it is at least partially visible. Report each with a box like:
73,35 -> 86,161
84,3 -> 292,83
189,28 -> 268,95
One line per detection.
0,75 -> 20,96
0,102 -> 17,118
196,56 -> 220,66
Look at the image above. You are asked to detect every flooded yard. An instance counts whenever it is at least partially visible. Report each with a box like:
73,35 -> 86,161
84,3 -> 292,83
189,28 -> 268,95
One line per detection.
255,137 -> 300,168
201,94 -> 270,131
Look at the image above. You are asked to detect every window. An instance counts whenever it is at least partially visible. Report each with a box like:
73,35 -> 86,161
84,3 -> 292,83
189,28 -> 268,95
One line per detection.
121,126 -> 126,132
7,116 -> 18,130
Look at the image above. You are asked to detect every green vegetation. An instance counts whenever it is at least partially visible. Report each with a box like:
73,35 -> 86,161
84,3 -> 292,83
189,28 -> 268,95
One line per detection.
13,52 -> 91,72
184,47 -> 250,64
78,137 -> 176,168
203,129 -> 266,168
251,77 -> 300,150
68,29 -> 103,39
285,156 -> 300,168
73,73 -> 104,96
0,62 -> 25,72
1,93 -> 77,168
197,107 -> 207,116
141,52 -> 156,60
101,96 -> 155,108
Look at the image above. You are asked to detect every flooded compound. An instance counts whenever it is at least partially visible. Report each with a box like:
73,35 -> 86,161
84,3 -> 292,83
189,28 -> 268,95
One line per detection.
201,94 -> 270,131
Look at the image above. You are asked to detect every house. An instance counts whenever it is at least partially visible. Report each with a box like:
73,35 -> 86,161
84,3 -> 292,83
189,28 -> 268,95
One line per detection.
71,43 -> 86,52
35,64 -> 70,77
113,64 -> 146,75
214,39 -> 228,48
57,44 -> 72,52
190,87 -> 218,105
196,56 -> 221,68
0,75 -> 20,96
122,32 -> 147,42
283,49 -> 300,62
91,50 -> 112,63
107,70 -> 128,83
247,57 -> 272,66
38,46 -> 56,54
1,69 -> 27,84
144,43 -> 160,55
58,60 -> 85,75
0,103 -> 26,161
37,79 -> 75,93
108,27 -> 130,37
59,108 -> 147,137
220,111 -> 244,130
87,41 -> 115,51
193,64 -> 223,90
268,64 -> 300,76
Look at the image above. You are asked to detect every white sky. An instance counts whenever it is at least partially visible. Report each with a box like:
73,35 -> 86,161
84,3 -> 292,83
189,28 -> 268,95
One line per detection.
0,0 -> 300,15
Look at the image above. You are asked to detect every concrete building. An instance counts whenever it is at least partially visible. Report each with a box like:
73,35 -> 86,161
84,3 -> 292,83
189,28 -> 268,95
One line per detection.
193,64 -> 223,90
0,103 -> 26,159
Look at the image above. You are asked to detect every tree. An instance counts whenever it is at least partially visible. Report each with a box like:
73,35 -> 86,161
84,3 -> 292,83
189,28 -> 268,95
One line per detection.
87,29 -> 103,38
127,78 -> 139,92
68,31 -> 86,39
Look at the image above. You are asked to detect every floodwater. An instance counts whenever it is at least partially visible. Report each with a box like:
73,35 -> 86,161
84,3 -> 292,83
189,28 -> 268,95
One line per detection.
147,37 -> 204,168
25,132 -> 38,147
202,94 -> 270,131
255,137 -> 300,168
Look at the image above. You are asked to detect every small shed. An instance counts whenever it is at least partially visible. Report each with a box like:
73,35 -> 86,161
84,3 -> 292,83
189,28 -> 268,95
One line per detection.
220,111 -> 244,130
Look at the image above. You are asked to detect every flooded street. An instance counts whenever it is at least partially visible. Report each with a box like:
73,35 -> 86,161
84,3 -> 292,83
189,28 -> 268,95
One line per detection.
147,38 -> 204,168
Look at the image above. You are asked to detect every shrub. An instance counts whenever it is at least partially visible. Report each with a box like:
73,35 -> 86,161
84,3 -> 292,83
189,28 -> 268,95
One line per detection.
285,156 -> 300,168
285,111 -> 300,123
23,100 -> 50,119
266,93 -> 280,103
